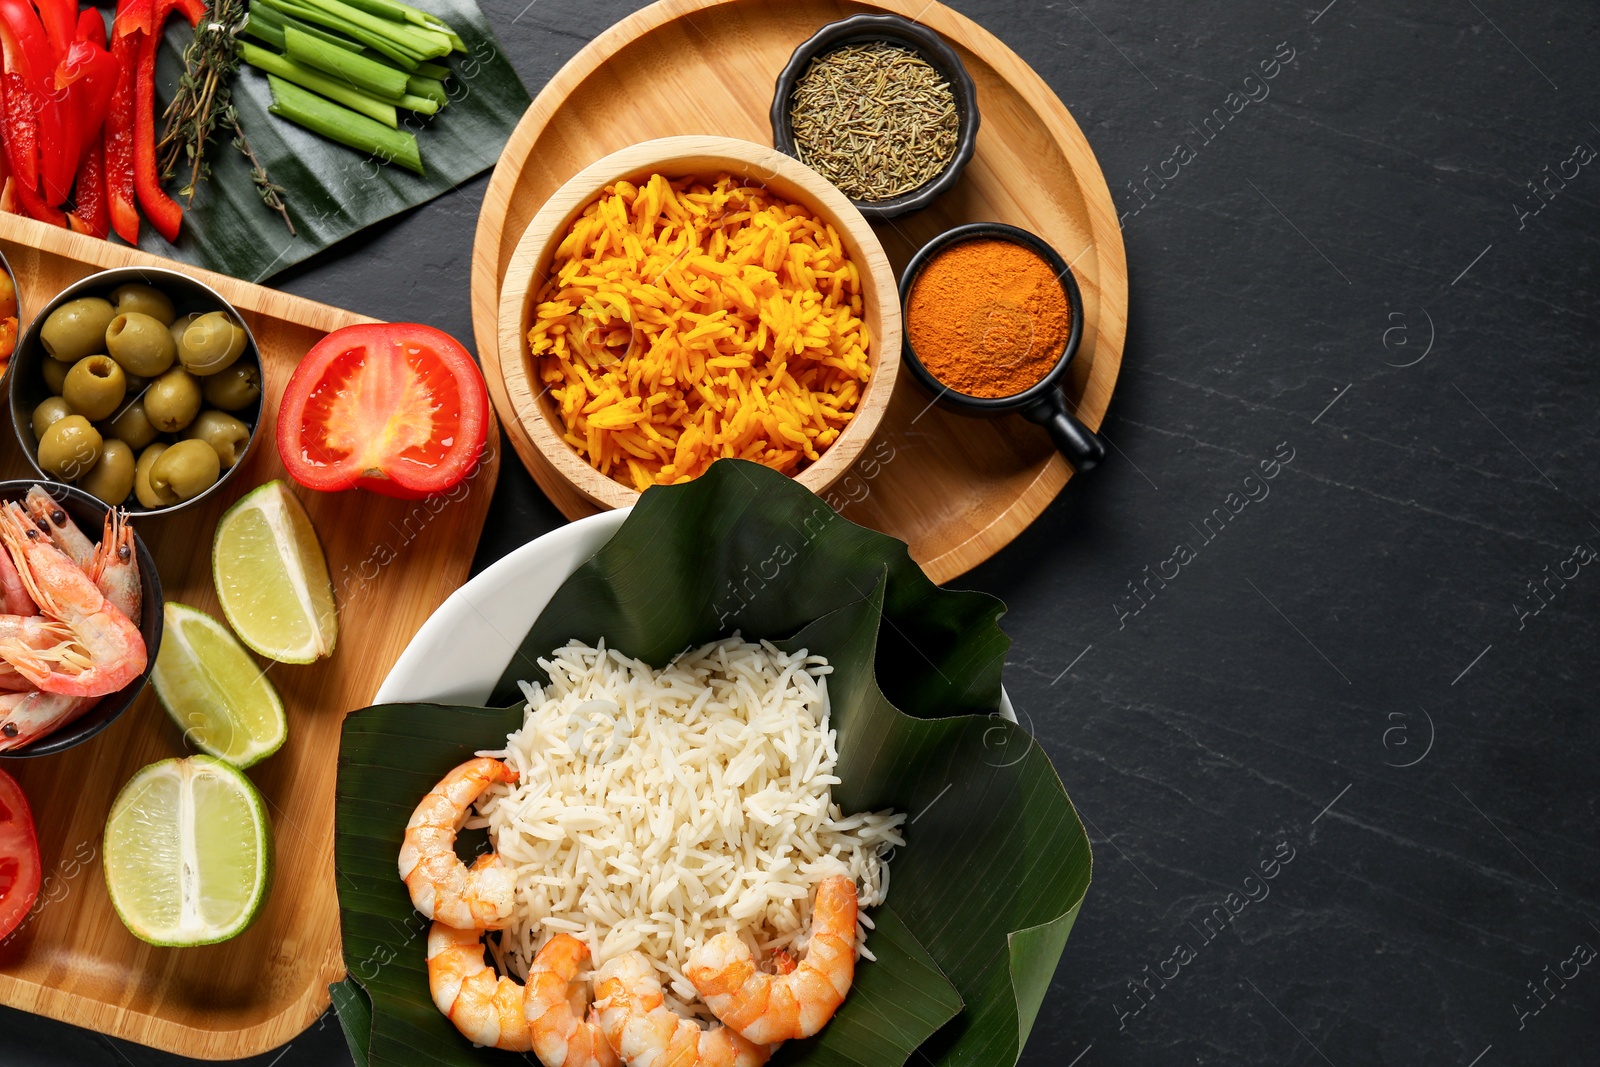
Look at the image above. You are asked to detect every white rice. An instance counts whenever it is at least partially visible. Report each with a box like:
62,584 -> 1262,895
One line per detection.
473,636 -> 905,1013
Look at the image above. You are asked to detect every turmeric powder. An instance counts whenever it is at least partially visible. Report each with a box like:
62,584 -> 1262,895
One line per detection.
906,238 -> 1070,398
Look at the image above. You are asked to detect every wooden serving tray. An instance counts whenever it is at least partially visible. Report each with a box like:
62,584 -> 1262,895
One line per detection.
471,0 -> 1127,584
0,213 -> 500,1059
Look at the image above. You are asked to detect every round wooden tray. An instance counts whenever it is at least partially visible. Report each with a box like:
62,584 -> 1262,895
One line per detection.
471,0 -> 1127,585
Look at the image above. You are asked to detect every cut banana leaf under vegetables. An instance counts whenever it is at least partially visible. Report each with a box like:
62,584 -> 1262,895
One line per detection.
171,0 -> 526,280
331,461 -> 1092,1067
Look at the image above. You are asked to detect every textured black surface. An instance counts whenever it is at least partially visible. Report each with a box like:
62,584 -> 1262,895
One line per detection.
5,0 -> 1598,1064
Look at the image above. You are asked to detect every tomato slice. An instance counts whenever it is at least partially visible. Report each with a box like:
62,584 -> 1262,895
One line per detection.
0,769 -> 41,942
276,323 -> 490,499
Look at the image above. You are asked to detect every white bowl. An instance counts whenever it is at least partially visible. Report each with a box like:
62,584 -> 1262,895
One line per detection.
375,512 -> 1013,721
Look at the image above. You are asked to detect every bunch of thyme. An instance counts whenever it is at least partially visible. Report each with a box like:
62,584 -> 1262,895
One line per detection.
158,0 -> 296,234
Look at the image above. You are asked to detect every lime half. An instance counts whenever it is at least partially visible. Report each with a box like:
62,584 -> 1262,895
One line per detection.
152,603 -> 287,768
103,756 -> 273,946
213,481 -> 338,664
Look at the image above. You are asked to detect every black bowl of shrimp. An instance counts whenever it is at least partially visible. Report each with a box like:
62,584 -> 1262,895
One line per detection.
0,481 -> 162,758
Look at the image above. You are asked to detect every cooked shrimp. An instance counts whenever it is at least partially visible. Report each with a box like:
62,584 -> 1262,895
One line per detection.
686,875 -> 858,1044
0,691 -> 85,751
525,934 -> 618,1067
25,486 -> 94,571
399,757 -> 519,929
428,920 -> 532,1052
0,516 -> 144,751
0,544 -> 34,616
0,503 -> 145,699
595,952 -> 773,1067
86,510 -> 141,626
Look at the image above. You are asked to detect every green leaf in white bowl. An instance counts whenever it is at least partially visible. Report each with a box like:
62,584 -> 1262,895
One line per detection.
333,461 -> 1091,1067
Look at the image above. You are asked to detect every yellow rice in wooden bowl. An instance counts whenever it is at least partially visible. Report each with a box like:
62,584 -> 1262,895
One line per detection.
496,137 -> 900,511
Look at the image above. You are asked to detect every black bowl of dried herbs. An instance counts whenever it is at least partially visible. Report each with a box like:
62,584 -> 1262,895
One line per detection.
771,13 -> 980,219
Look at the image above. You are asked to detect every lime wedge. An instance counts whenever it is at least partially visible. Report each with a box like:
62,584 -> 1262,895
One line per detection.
152,603 -> 287,769
103,756 -> 273,946
213,481 -> 338,664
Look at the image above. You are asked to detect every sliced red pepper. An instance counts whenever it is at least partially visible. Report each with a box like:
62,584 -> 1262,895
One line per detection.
128,0 -> 206,242
132,28 -> 180,241
104,34 -> 138,243
166,0 -> 206,26
0,74 -> 64,224
67,135 -> 108,238
111,0 -> 154,40
76,7 -> 107,48
34,0 -> 75,53
56,39 -> 117,165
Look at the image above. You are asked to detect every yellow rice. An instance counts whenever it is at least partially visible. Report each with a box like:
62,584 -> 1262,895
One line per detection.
528,173 -> 872,490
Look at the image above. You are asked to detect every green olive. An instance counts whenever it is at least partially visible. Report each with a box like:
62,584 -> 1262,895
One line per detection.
135,443 -> 178,508
169,312 -> 201,352
40,297 -> 115,364
201,362 -> 262,411
143,366 -> 202,432
149,438 -> 219,501
109,283 -> 176,326
79,439 -> 136,505
177,311 -> 247,376
31,397 -> 74,441
106,397 -> 160,451
106,312 -> 177,377
183,410 -> 251,470
41,357 -> 69,396
62,355 -> 127,422
37,415 -> 103,481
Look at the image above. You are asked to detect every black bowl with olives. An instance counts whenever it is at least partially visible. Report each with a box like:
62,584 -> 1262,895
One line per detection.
8,267 -> 264,516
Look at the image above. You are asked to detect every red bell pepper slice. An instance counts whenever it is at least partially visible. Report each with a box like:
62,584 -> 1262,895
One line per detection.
56,39 -> 117,165
33,0 -> 75,53
133,30 -> 180,241
104,33 -> 139,243
0,73 -> 64,224
76,7 -> 107,48
130,0 -> 204,243
112,0 -> 153,40
67,136 -> 108,238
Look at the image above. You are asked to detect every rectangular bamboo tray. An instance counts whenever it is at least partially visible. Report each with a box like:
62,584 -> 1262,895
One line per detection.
0,213 -> 500,1058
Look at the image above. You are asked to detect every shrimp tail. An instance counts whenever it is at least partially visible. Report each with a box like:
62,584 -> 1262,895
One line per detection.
525,934 -> 618,1067
686,875 -> 859,1044
427,922 -> 533,1052
399,758 -> 520,929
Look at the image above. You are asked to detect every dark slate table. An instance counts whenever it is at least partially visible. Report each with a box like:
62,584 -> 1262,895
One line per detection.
7,0 -> 1597,1063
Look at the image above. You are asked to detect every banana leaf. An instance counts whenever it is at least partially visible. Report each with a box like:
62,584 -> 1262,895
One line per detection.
136,0 -> 529,281
333,460 -> 1092,1066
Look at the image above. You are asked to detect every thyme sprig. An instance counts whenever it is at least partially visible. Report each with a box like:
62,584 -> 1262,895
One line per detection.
159,0 -> 296,235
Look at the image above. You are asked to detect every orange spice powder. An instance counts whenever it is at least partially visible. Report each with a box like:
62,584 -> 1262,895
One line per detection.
906,238 -> 1071,398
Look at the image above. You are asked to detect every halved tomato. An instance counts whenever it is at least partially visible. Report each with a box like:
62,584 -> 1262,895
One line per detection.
0,768 -> 41,941
276,323 -> 490,499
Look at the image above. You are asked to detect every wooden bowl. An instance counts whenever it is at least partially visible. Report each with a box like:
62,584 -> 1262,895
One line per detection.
493,135 -> 901,511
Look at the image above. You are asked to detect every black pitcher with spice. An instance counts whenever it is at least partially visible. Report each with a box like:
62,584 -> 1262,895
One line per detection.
899,222 -> 1107,472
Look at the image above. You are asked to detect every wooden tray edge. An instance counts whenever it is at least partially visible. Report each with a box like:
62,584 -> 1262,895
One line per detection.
0,214 -> 380,335
0,214 -> 506,1057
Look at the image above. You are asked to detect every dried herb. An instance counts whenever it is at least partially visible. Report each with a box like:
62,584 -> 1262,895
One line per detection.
159,0 -> 296,234
789,42 -> 959,202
